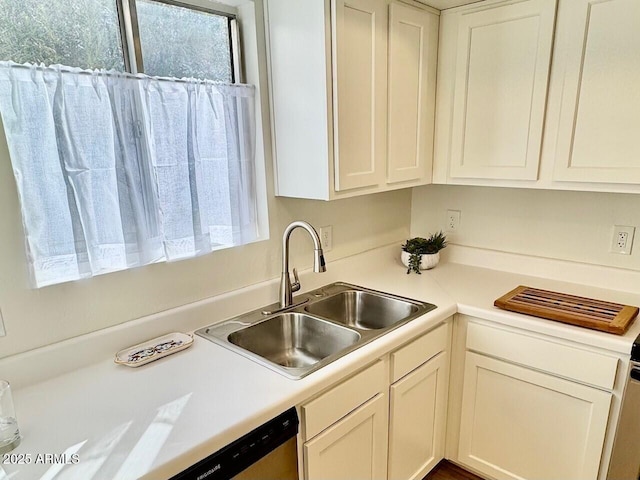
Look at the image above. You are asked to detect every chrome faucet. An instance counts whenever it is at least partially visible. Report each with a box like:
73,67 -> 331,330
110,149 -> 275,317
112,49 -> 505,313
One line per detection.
279,221 -> 326,309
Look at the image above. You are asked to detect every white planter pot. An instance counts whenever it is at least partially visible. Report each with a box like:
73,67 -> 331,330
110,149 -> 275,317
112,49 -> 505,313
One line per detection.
401,251 -> 440,271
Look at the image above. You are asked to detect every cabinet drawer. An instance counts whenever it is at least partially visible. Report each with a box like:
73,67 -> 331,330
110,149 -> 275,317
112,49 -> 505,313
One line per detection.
391,322 -> 449,383
303,393 -> 388,480
302,360 -> 385,440
466,322 -> 618,390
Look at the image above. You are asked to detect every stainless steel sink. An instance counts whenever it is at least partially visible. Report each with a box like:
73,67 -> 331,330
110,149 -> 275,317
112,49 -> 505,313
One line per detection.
196,282 -> 436,379
228,313 -> 360,369
305,290 -> 421,330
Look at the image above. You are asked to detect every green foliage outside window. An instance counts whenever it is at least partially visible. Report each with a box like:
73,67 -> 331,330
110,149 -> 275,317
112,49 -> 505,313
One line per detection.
0,0 -> 234,83
0,0 -> 125,70
137,0 -> 233,82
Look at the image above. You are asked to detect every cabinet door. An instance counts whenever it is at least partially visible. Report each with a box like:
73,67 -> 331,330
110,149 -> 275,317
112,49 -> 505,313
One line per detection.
552,0 -> 640,183
304,393 -> 388,480
332,0 -> 387,191
458,352 -> 612,480
388,352 -> 448,480
386,2 -> 438,185
448,0 -> 556,180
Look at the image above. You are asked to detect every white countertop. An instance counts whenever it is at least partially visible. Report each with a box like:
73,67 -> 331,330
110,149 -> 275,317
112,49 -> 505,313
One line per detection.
431,261 -> 640,354
1,244 -> 639,479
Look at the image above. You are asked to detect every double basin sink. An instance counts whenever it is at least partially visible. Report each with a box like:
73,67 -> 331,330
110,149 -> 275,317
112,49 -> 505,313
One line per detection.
196,282 -> 436,379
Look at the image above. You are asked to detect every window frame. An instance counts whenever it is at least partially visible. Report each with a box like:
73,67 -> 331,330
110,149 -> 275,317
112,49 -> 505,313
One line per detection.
116,0 -> 240,82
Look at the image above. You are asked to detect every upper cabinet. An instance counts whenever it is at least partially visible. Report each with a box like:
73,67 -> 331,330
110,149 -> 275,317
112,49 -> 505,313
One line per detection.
434,0 -> 557,182
434,0 -> 640,193
333,0 -> 388,192
268,0 -> 640,195
387,3 -> 438,185
266,0 -> 438,200
551,0 -> 640,184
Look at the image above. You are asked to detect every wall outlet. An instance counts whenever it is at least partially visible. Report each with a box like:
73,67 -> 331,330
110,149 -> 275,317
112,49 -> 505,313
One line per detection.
446,210 -> 461,231
611,225 -> 635,255
320,225 -> 333,252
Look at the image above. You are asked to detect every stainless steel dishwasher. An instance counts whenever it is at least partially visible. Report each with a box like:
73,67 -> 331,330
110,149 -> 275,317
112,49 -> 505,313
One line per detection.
170,408 -> 298,480
608,338 -> 640,480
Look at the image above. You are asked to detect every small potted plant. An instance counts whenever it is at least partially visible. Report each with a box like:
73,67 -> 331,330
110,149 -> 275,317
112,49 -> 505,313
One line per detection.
401,231 -> 447,274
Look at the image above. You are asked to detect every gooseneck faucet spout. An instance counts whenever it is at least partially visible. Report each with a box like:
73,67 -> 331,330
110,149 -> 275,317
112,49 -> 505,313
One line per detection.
280,221 -> 326,309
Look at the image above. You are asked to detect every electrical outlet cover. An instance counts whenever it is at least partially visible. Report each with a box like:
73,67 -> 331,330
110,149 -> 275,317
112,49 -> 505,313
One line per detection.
320,225 -> 333,252
446,210 -> 461,231
611,225 -> 635,255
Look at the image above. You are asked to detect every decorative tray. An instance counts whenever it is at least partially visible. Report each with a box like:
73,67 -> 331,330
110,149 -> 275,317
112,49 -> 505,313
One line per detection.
494,285 -> 639,335
115,332 -> 194,367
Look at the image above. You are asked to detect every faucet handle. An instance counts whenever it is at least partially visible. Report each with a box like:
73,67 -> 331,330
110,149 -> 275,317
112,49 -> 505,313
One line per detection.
291,268 -> 301,293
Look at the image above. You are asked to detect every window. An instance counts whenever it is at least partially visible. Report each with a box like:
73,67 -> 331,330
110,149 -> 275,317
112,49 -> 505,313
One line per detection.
135,0 -> 234,81
0,0 -> 125,70
0,0 -> 236,81
0,0 -> 267,288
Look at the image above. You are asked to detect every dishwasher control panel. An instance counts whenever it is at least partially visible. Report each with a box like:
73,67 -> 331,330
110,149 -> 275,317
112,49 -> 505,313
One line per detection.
170,407 -> 299,480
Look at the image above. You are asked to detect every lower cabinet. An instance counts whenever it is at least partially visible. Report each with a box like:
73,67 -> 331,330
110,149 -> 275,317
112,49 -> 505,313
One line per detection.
298,313 -> 623,480
388,352 -> 448,480
304,393 -> 389,480
456,321 -> 615,480
299,320 -> 452,480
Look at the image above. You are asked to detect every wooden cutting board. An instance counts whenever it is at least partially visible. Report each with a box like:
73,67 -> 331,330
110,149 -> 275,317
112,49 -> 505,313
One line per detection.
494,286 -> 639,335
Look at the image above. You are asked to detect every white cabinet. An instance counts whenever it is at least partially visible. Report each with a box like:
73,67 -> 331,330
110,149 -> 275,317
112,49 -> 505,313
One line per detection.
459,352 -> 612,480
333,0 -> 388,191
551,0 -> 640,184
388,322 -> 450,480
299,320 -> 452,480
265,0 -> 438,200
302,361 -> 386,440
388,352 -> 448,480
300,361 -> 388,480
434,0 -> 640,193
453,319 -> 616,480
436,0 -> 556,181
304,393 -> 389,480
387,2 -> 438,185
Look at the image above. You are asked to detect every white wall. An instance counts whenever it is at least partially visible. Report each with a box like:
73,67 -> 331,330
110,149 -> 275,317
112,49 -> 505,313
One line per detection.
411,185 -> 640,271
0,0 -> 413,358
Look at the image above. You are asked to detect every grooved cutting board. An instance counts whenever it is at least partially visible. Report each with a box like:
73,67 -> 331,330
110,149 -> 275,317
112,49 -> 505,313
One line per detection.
494,286 -> 639,335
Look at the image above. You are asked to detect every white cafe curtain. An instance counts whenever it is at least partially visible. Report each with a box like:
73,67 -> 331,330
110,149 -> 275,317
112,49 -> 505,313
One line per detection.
0,62 -> 258,287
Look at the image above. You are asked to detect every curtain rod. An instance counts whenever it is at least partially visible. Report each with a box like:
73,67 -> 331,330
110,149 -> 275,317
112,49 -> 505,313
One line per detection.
0,61 -> 247,87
